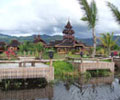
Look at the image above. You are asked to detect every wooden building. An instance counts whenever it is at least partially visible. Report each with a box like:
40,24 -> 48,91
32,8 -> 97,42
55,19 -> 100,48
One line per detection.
0,42 -> 6,53
33,35 -> 46,46
47,21 -> 89,54
7,40 -> 20,51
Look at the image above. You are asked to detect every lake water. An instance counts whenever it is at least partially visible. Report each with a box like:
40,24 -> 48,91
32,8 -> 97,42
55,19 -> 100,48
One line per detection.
0,78 -> 120,100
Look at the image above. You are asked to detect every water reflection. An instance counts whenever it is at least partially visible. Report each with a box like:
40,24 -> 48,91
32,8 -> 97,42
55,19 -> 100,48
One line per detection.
0,77 -> 120,100
0,85 -> 53,100
61,77 -> 120,100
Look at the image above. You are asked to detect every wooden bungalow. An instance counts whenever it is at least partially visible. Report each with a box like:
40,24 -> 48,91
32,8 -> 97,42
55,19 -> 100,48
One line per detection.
7,40 -> 20,51
0,42 -> 6,53
47,21 -> 89,54
33,35 -> 46,46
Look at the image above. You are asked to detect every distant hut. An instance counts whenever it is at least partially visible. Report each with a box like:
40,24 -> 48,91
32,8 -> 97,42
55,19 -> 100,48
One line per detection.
0,42 -> 6,53
8,40 -> 20,51
33,35 -> 46,46
47,21 -> 89,54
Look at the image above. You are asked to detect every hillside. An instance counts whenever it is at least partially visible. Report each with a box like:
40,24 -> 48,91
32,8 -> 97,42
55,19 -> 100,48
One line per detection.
0,33 -> 120,46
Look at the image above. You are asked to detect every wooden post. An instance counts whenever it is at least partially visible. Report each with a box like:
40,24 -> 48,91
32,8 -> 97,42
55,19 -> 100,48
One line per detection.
111,57 -> 113,62
50,59 -> 53,67
80,58 -> 83,63
97,58 -> 99,63
19,62 -> 22,67
24,51 -> 26,57
28,51 -> 31,56
23,62 -> 26,67
31,62 -> 35,67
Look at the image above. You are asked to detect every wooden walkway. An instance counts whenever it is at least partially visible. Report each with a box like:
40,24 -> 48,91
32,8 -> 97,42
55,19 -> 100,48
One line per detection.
0,60 -> 54,82
66,57 -> 115,74
79,62 -> 114,73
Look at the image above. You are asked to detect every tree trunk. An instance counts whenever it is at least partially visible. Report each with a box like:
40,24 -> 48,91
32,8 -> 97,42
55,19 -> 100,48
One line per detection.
39,51 -> 42,59
108,47 -> 111,57
92,28 -> 96,58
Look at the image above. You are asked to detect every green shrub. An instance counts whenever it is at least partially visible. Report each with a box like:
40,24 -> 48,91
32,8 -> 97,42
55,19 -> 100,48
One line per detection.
53,61 -> 73,76
87,69 -> 111,77
47,61 -> 74,80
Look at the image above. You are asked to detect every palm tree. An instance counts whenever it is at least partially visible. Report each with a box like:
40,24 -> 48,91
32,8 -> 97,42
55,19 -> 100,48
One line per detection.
78,0 -> 98,57
99,32 -> 118,56
108,2 -> 120,24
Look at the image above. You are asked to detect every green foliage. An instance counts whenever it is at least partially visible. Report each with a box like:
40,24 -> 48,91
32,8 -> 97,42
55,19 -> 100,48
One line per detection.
99,32 -> 118,56
47,61 -> 74,80
33,43 -> 44,52
78,0 -> 98,57
87,69 -> 111,77
112,44 -> 120,50
42,48 -> 56,59
19,41 -> 33,52
108,2 -> 120,24
83,72 -> 91,80
18,41 -> 44,58
35,50 -> 39,59
79,0 -> 97,28
53,61 -> 73,76
100,59 -> 111,62
96,46 -> 106,56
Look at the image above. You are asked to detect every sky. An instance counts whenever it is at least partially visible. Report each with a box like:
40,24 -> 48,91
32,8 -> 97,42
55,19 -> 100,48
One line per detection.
0,0 -> 119,38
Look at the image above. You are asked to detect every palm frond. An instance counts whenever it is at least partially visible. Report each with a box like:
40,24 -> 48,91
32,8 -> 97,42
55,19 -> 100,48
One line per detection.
107,2 -> 120,24
78,0 -> 97,28
78,0 -> 91,20
100,32 -> 118,48
90,0 -> 97,27
81,17 -> 88,21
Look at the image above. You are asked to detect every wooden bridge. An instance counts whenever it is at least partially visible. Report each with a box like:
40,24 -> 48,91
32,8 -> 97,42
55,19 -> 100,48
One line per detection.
0,58 -> 54,82
66,57 -> 115,74
113,58 -> 120,71
79,61 -> 114,73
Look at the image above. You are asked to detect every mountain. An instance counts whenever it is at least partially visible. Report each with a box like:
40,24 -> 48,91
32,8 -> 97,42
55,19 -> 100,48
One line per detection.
0,34 -> 63,44
0,33 -> 120,46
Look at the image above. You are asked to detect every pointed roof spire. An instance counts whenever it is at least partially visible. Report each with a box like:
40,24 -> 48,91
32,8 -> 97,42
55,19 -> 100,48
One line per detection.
33,34 -> 46,45
65,20 -> 72,29
63,20 -> 74,35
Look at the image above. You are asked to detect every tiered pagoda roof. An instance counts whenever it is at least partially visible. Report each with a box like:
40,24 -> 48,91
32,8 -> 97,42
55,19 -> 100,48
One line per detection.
0,42 -> 6,52
33,35 -> 46,45
48,20 -> 87,48
0,42 -> 6,47
55,21 -> 85,47
8,40 -> 20,47
48,40 -> 62,47
63,21 -> 75,40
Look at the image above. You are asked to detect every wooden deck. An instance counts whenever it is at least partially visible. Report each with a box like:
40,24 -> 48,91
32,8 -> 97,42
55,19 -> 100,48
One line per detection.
0,60 -> 54,82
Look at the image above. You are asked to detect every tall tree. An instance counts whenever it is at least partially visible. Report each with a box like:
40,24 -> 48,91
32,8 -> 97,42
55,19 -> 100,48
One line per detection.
99,32 -> 118,56
108,2 -> 120,24
78,0 -> 98,57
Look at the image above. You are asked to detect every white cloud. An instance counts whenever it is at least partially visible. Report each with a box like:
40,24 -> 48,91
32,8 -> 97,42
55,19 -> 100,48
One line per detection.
0,0 -> 119,38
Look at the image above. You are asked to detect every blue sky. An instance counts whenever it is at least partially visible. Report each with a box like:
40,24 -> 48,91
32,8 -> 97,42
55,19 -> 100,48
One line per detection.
0,0 -> 119,38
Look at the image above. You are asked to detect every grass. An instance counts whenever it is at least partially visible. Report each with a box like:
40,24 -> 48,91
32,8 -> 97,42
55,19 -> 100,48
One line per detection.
47,61 -> 74,80
42,52 -> 90,59
100,59 -> 112,62
42,53 -> 67,59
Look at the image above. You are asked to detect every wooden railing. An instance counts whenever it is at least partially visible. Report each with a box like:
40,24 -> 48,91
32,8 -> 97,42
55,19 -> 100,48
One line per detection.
0,67 -> 54,82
